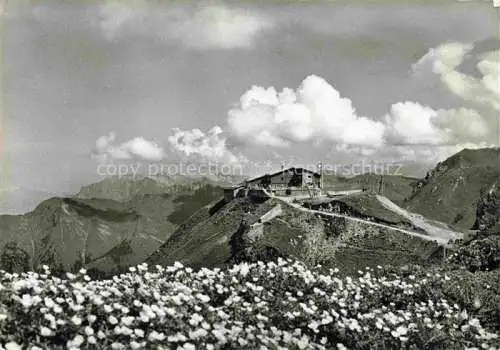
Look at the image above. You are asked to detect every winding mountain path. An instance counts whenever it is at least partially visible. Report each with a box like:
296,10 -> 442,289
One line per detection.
261,189 -> 461,246
376,195 -> 463,242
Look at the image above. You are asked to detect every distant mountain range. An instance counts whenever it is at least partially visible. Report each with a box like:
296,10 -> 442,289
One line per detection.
0,176 -> 223,275
76,174 -> 243,202
0,148 -> 499,275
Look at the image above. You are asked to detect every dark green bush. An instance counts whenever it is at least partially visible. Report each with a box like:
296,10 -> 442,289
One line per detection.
447,238 -> 500,272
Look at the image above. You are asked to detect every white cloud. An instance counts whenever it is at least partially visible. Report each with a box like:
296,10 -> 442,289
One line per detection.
227,75 -> 386,148
226,73 -> 496,164
169,5 -> 273,50
388,142 -> 495,164
412,42 -> 500,111
383,102 -> 488,146
98,1 -> 138,41
336,142 -> 495,165
384,102 -> 445,145
433,107 -> 489,143
411,42 -> 472,77
96,2 -> 273,49
334,144 -> 378,157
93,132 -> 165,161
227,74 -> 492,151
330,143 -> 490,169
168,126 -> 247,165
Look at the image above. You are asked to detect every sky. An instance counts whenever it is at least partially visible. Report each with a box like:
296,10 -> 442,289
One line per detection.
0,0 -> 499,213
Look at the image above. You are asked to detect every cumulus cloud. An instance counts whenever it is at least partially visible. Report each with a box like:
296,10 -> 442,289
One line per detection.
89,49 -> 496,167
228,75 -> 386,148
383,102 -> 446,146
432,107 -> 489,143
96,1 -> 273,49
92,132 -> 165,162
383,102 -> 488,146
388,142 -> 495,164
408,40 -> 500,157
412,42 -> 500,111
335,141 -> 495,165
168,126 -> 247,165
227,74 -> 492,154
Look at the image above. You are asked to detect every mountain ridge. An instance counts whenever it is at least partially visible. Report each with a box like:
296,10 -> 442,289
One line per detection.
1,148 -> 499,275
405,148 -> 500,230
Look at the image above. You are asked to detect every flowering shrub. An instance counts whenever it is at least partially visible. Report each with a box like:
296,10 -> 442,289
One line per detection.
0,260 -> 498,350
447,238 -> 500,272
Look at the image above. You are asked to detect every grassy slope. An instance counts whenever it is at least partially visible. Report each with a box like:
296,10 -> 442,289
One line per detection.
147,198 -> 252,269
323,173 -> 418,204
405,148 -> 500,230
147,195 -> 441,273
303,192 -> 421,231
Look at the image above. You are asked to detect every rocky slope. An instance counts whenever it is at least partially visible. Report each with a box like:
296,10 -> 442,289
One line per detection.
474,180 -> 500,234
147,195 -> 443,275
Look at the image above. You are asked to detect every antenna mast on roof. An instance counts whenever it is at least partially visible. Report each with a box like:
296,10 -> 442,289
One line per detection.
378,175 -> 384,195
317,161 -> 323,190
